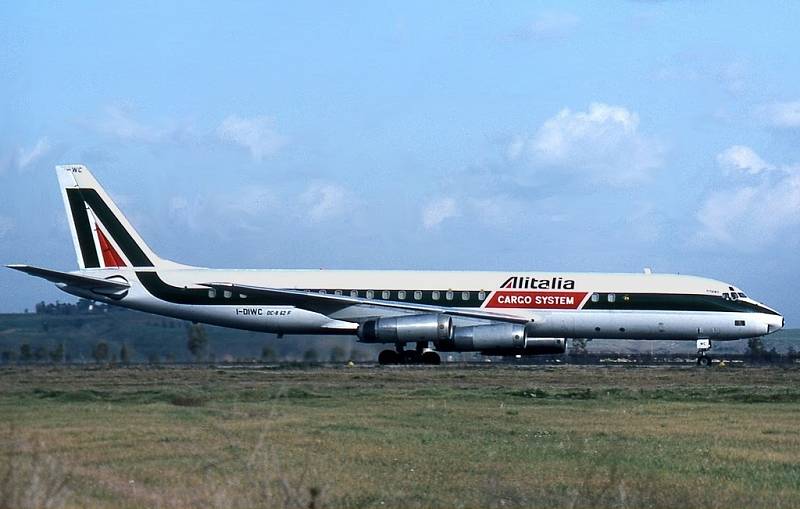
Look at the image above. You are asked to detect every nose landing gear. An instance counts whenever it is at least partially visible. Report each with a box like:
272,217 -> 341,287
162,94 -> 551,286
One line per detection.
696,338 -> 712,367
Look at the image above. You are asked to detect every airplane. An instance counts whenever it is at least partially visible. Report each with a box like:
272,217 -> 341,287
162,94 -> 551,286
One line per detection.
7,165 -> 785,366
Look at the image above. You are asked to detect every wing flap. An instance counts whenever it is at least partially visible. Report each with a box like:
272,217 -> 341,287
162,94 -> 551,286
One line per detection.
201,282 -> 531,324
6,265 -> 130,292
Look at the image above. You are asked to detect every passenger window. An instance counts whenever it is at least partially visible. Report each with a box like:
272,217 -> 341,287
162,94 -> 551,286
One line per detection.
432,291 -> 440,300
398,290 -> 406,300
414,290 -> 422,300
446,291 -> 453,301
366,290 -> 374,299
223,290 -> 232,299
607,293 -> 616,303
334,290 -> 342,296
350,290 -> 358,297
478,291 -> 486,300
382,290 -> 390,299
239,294 -> 247,299
591,293 -> 599,303
208,289 -> 217,298
462,291 -> 470,301
735,320 -> 745,326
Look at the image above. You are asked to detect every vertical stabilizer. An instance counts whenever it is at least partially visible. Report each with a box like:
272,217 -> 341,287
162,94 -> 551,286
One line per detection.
56,165 -> 162,269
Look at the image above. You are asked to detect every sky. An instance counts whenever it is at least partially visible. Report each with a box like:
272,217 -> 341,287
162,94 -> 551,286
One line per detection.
1,2 -> 799,324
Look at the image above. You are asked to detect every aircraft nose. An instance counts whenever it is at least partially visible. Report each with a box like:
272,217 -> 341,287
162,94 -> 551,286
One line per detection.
767,315 -> 785,334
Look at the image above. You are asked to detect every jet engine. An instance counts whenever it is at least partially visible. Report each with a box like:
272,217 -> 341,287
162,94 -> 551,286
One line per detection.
437,323 -> 566,356
357,314 -> 453,343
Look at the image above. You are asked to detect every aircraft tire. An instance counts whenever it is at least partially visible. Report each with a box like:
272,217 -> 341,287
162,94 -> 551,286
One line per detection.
421,351 -> 441,365
378,350 -> 400,365
697,356 -> 711,367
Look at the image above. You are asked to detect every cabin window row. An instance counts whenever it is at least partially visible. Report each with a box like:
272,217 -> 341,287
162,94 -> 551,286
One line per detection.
207,288 -> 489,302
590,293 -> 629,303
316,289 -> 488,301
207,289 -> 247,299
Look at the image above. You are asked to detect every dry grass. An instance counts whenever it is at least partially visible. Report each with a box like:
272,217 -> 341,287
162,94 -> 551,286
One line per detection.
1,365 -> 799,508
0,427 -> 71,509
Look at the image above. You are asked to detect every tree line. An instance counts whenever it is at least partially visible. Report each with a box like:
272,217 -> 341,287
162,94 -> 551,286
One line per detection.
2,322 -> 368,365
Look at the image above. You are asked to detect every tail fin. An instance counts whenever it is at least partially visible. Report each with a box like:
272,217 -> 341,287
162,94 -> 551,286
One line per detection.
57,164 -> 162,269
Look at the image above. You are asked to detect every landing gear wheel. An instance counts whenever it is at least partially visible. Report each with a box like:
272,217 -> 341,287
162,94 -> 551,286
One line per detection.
421,351 -> 441,365
696,339 -> 712,368
697,356 -> 711,367
378,350 -> 400,365
402,350 -> 422,364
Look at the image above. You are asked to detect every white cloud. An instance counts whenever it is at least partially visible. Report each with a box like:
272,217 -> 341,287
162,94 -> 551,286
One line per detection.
509,103 -> 664,185
757,100 -> 800,128
217,115 -> 288,161
17,138 -> 51,169
101,105 -> 155,141
422,198 -> 459,229
89,106 -> 288,161
300,182 -> 347,222
517,11 -> 579,40
696,148 -> 800,247
168,181 -> 352,236
696,175 -> 800,246
716,145 -> 773,175
91,105 -> 196,145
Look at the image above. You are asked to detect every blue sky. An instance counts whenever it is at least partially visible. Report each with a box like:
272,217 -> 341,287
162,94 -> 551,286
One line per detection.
1,2 -> 799,323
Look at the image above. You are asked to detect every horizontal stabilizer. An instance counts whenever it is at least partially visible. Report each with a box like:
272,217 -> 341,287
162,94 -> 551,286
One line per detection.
6,265 -> 130,292
201,282 -> 531,324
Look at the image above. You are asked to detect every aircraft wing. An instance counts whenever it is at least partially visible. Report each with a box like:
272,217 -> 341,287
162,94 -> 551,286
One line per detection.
6,265 -> 130,292
200,282 -> 531,324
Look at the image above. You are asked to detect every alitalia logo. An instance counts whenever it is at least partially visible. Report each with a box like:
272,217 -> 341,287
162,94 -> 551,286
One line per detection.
500,276 -> 575,290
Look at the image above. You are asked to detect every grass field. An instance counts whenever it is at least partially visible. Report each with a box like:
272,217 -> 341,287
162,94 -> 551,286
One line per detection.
1,365 -> 800,508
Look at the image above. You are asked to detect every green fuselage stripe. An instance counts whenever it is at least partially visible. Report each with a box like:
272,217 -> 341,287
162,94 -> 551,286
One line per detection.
582,293 -> 777,314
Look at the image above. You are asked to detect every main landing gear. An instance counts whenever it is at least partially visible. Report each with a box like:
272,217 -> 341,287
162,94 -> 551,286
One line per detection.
696,338 -> 712,367
378,342 -> 441,366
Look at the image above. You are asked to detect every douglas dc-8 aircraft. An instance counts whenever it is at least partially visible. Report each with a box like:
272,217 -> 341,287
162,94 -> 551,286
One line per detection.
8,165 -> 785,366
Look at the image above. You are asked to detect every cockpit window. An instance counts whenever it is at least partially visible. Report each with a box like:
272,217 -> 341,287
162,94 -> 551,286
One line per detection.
738,292 -> 747,298
722,292 -> 730,300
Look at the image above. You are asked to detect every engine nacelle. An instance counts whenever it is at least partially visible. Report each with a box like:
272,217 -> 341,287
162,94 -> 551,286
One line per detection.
357,314 -> 453,343
439,323 -> 527,351
438,324 -> 566,356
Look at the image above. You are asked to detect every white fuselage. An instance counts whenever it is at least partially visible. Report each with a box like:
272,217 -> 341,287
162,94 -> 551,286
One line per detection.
60,267 -> 784,343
